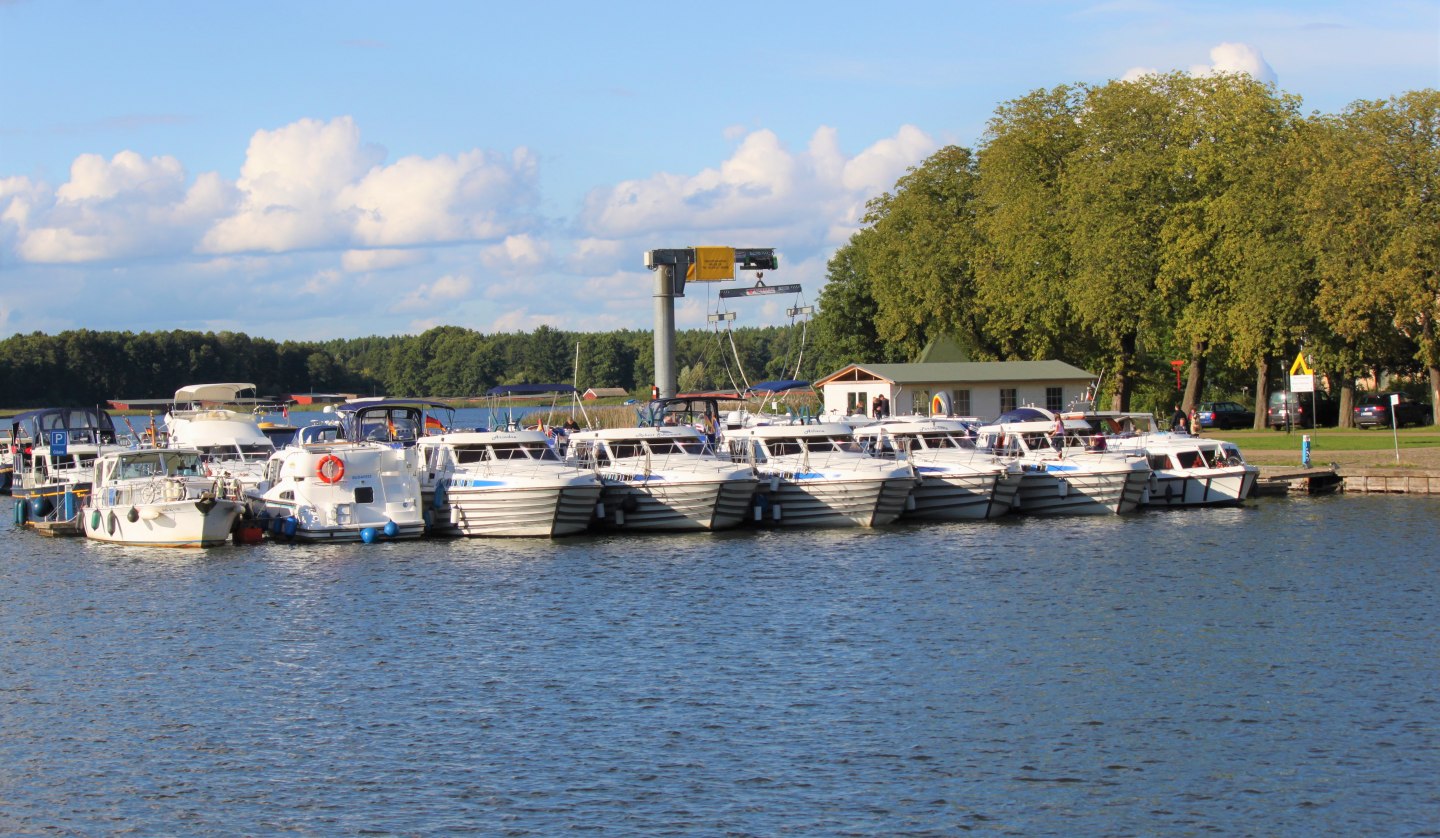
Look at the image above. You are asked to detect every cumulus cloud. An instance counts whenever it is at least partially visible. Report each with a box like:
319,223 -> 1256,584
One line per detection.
397,274 -> 474,311
1192,42 -> 1277,85
578,125 -> 937,242
4,152 -> 239,263
201,117 -> 541,255
478,234 -> 550,275
1123,42 -> 1278,86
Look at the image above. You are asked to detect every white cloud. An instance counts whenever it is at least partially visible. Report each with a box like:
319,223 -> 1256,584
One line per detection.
397,273 -> 473,311
300,268 -> 345,295
478,234 -> 550,274
5,152 -> 239,263
341,248 -> 428,272
1193,42 -> 1277,85
1123,41 -> 1278,86
578,125 -> 937,242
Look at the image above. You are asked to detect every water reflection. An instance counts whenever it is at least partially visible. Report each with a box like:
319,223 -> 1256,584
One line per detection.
2,496 -> 1437,834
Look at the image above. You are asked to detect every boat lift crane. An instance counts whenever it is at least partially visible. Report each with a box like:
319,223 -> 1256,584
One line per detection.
643,247 -> 787,399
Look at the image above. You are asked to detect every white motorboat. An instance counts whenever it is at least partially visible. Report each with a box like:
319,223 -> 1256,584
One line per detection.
1073,411 -> 1259,507
851,418 -> 1020,520
0,428 -> 14,494
83,448 -> 245,547
247,399 -> 440,542
418,429 -> 602,537
164,383 -> 276,495
721,422 -> 917,527
8,407 -> 121,534
976,407 -> 1151,515
566,425 -> 759,531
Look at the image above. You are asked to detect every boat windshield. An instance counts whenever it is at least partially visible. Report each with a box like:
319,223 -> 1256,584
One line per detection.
914,431 -> 973,450
488,443 -> 558,462
115,451 -> 202,478
644,439 -> 707,456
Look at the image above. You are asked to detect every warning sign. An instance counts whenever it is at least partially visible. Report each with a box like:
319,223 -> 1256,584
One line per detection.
686,247 -> 735,282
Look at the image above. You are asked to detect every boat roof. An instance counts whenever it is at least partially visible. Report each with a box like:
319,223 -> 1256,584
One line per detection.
570,425 -> 704,440
173,383 -> 257,403
418,429 -> 551,445
336,398 -> 456,412
745,380 -> 811,395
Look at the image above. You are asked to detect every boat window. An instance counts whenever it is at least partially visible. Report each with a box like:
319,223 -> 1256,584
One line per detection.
1175,451 -> 1204,469
454,446 -> 488,465
766,440 -> 804,456
646,439 -> 704,456
240,443 -> 273,460
808,437 -> 860,453
487,445 -> 530,461
355,487 -> 375,504
607,442 -> 642,460
572,441 -> 608,468
1148,454 -> 1172,470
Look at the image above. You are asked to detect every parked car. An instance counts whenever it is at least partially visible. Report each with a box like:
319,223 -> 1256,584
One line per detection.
1354,393 -> 1432,428
1267,390 -> 1339,430
1197,401 -> 1255,430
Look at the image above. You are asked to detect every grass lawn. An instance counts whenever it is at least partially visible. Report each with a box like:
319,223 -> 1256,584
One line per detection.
1213,426 -> 1440,469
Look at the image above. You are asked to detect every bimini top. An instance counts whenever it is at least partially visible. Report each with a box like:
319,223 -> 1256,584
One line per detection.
745,380 -> 811,395
486,384 -> 577,397
173,383 -> 259,405
335,398 -> 456,413
9,407 -> 118,444
988,407 -> 1054,424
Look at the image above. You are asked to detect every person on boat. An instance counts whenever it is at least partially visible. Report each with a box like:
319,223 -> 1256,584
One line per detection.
1189,408 -> 1201,436
1171,405 -> 1187,432
563,417 -> 580,431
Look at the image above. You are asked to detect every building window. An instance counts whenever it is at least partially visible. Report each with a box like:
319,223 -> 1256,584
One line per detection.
1046,387 -> 1063,412
1000,388 -> 1017,413
954,389 -> 971,416
847,391 -> 868,415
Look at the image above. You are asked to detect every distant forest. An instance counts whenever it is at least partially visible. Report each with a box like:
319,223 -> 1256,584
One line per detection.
5,77 -> 1435,426
0,324 -> 816,408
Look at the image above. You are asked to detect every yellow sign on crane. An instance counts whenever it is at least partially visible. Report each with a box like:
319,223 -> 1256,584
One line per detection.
686,247 -> 735,281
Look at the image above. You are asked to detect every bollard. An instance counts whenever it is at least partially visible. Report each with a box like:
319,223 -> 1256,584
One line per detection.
1301,434 -> 1311,468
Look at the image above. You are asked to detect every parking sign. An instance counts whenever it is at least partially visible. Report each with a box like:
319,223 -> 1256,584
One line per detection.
49,430 -> 68,456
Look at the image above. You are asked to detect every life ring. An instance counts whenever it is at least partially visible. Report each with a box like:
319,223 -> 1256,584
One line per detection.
316,455 -> 345,484
931,391 -> 952,417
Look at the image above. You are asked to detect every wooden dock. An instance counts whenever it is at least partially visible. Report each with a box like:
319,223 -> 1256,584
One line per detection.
1253,467 -> 1344,497
1338,468 -> 1440,495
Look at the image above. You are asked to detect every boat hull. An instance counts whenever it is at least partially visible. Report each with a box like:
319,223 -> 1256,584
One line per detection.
1144,466 -> 1259,508
596,477 -> 758,531
1013,464 -> 1150,515
753,475 -> 915,528
905,468 -> 1021,521
84,499 -> 244,547
432,484 -> 602,537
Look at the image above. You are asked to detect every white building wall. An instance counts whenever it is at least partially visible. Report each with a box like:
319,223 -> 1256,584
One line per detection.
823,379 -> 1089,420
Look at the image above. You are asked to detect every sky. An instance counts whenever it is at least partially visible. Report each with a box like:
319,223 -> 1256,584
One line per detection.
2,0 -> 1437,343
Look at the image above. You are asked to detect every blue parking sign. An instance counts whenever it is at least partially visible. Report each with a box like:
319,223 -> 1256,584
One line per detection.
49,430 -> 68,455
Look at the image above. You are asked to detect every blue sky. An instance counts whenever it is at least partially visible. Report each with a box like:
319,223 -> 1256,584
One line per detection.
2,0 -> 1436,342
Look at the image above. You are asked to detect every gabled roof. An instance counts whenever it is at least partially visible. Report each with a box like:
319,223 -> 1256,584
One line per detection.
814,360 -> 1095,387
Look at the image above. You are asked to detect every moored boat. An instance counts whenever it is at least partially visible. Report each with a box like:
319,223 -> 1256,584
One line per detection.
721,422 -> 916,527
83,447 -> 245,547
566,425 -> 758,531
1074,411 -> 1259,507
163,383 -> 276,495
852,417 -> 1020,520
418,429 -> 602,537
9,407 -> 121,535
977,408 -> 1151,515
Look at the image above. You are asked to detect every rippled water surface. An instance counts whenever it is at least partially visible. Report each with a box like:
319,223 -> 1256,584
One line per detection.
2,496 -> 1437,835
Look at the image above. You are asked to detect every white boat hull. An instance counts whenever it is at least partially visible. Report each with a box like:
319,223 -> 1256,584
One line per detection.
596,476 -> 758,531
1144,466 -> 1258,508
431,484 -> 601,537
753,474 -> 915,528
906,468 -> 1021,521
1013,465 -> 1150,515
84,499 -> 243,547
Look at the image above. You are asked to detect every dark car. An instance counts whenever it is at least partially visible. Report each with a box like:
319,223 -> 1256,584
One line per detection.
1267,390 -> 1339,430
1197,401 -> 1255,430
1354,393 -> 1431,428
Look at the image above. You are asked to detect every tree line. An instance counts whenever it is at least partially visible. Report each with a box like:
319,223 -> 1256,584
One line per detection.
0,324 -> 810,408
809,74 -> 1438,427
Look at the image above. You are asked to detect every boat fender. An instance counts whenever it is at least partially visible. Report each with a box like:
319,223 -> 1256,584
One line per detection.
107,511 -> 118,536
383,520 -> 399,538
90,509 -> 101,530
433,482 -> 447,510
316,454 -> 345,484
621,494 -> 639,513
281,516 -> 298,538
594,501 -> 605,519
29,496 -> 51,518
361,527 -> 378,544
14,499 -> 27,526
126,506 -> 140,523
195,494 -> 217,515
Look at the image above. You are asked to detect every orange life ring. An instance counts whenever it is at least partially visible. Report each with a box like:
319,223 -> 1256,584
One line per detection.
316,454 -> 345,484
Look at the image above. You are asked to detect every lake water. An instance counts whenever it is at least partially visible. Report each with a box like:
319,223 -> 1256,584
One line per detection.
2,495 -> 1437,835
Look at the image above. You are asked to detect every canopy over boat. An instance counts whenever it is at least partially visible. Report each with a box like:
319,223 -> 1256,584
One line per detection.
745,380 -> 811,395
173,383 -> 259,405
